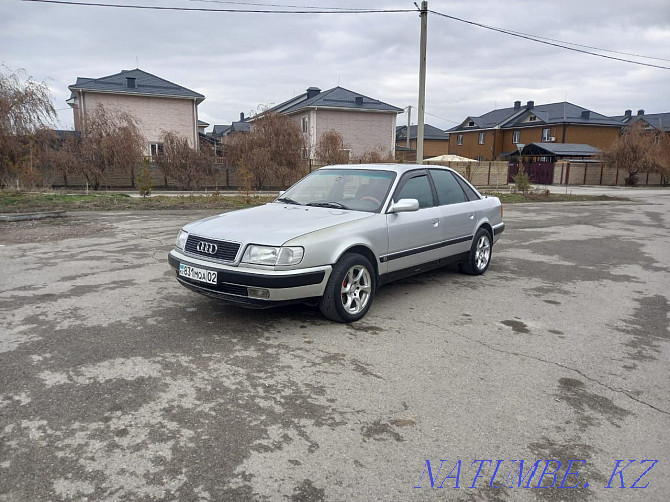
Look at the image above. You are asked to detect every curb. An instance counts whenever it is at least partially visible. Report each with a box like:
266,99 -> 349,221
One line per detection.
0,211 -> 67,222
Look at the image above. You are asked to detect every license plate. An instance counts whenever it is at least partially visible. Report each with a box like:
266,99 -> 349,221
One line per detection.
179,264 -> 217,285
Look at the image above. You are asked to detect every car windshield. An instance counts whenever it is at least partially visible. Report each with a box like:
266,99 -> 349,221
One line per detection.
276,169 -> 396,212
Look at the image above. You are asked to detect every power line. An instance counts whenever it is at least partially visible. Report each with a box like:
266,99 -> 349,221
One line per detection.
22,0 -> 413,14
21,0 -> 669,69
424,110 -> 458,124
188,0 -> 374,10
429,9 -> 670,70
499,29 -> 670,63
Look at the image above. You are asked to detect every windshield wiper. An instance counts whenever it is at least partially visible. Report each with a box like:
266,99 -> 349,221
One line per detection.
276,197 -> 301,205
306,201 -> 350,210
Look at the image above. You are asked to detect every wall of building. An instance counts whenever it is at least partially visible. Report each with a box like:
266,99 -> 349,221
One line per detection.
451,124 -> 623,160
310,109 -> 397,161
562,125 -> 621,150
75,92 -> 198,153
399,139 -> 449,159
448,131 -> 495,161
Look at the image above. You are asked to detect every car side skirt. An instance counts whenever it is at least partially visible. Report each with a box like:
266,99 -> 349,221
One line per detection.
379,235 -> 473,263
377,252 -> 470,287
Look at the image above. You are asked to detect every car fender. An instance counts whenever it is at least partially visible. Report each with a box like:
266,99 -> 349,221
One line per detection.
284,214 -> 388,271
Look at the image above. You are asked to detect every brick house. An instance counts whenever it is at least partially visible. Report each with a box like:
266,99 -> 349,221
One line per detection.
611,109 -> 670,134
447,101 -> 623,161
395,124 -> 449,161
266,86 -> 402,162
67,69 -> 205,157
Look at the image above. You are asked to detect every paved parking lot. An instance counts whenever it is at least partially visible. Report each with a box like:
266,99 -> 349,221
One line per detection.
1,192 -> 669,501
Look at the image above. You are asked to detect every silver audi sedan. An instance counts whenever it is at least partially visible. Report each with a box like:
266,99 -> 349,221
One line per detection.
168,164 -> 504,322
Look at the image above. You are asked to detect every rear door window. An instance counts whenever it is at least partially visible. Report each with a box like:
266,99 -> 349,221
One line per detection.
429,169 -> 467,205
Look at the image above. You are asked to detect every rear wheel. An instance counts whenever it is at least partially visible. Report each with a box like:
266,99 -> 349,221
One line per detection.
319,253 -> 375,323
461,228 -> 492,275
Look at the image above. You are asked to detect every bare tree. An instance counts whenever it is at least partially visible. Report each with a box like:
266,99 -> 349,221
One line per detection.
78,104 -> 145,189
0,66 -> 56,186
316,130 -> 350,165
225,110 -> 304,189
652,133 -> 670,185
154,130 -> 213,190
600,122 -> 657,186
357,147 -> 394,164
37,130 -> 83,187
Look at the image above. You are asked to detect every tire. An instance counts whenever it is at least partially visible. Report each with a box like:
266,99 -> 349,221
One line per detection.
319,253 -> 375,323
461,228 -> 492,275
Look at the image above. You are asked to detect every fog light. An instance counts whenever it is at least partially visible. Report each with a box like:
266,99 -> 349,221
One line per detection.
248,287 -> 270,299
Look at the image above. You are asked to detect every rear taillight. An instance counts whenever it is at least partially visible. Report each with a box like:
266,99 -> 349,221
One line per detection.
500,204 -> 504,219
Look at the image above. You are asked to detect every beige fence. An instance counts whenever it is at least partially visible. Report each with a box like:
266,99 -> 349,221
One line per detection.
37,162 -> 312,191
33,159 -> 511,190
423,161 -> 509,187
553,161 -> 665,186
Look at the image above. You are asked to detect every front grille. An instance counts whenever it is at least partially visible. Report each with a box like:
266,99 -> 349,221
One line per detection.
185,235 -> 240,262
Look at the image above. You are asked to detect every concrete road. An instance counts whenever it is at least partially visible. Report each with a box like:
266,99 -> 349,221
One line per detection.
1,193 -> 669,501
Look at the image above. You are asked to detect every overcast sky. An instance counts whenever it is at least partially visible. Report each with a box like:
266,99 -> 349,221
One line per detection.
2,0 -> 669,132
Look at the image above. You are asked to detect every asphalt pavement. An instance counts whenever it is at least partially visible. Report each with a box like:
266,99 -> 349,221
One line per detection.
1,190 -> 669,501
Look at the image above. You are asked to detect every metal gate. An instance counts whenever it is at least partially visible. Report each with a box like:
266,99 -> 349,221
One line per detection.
508,162 -> 555,185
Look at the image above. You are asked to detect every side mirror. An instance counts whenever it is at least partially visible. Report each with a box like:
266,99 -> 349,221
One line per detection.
388,198 -> 420,213
278,190 -> 286,197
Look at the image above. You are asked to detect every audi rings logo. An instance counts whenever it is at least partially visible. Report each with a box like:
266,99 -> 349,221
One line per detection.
197,241 -> 218,255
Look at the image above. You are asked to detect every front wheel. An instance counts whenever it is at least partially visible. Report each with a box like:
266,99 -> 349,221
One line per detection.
461,228 -> 492,275
319,253 -> 375,323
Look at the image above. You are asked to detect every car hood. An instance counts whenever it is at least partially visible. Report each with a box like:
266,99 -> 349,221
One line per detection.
183,203 -> 373,246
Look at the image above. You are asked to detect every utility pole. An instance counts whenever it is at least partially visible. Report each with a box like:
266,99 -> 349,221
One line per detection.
417,1 -> 428,164
406,105 -> 412,149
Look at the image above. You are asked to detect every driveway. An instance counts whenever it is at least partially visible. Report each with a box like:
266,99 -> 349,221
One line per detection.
1,193 -> 669,501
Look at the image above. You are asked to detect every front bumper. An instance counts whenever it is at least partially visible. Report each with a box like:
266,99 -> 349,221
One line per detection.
168,249 -> 332,307
492,222 -> 505,243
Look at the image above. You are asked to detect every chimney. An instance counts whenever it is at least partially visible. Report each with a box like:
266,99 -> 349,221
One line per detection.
240,112 -> 245,121
526,100 -> 534,109
514,101 -> 521,110
126,77 -> 136,89
637,109 -> 645,116
581,110 -> 591,120
306,87 -> 321,99
355,96 -> 363,105
624,109 -> 632,118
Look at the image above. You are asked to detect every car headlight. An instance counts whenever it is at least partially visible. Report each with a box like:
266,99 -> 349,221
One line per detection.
175,230 -> 189,250
242,245 -> 304,266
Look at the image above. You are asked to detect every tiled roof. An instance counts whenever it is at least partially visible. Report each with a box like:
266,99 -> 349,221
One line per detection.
611,112 -> 670,132
396,124 -> 449,141
269,86 -> 402,115
523,142 -> 601,156
212,125 -> 231,135
68,68 -> 204,101
449,101 -> 622,132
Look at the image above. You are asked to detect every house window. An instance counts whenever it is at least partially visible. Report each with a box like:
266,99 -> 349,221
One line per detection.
542,128 -> 551,141
301,116 -> 308,133
513,130 -> 520,144
301,147 -> 309,159
478,132 -> 485,145
528,115 -> 537,122
150,143 -> 164,159
468,121 -> 475,127
457,134 -> 463,146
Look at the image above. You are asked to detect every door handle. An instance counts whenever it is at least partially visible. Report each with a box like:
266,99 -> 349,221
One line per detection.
433,219 -> 440,227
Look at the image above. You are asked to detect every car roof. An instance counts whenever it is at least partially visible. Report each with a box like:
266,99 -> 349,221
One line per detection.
317,163 -> 454,176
